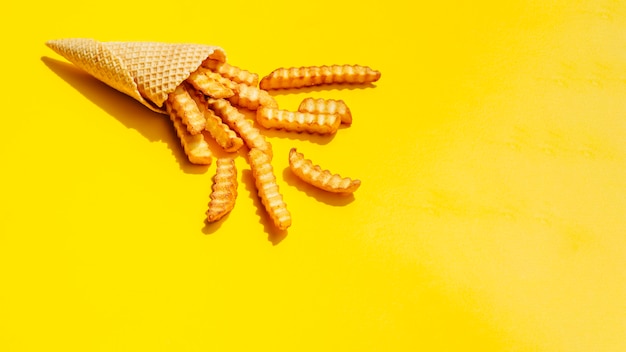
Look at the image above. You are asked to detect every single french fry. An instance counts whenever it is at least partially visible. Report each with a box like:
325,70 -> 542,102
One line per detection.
203,58 -> 259,86
208,98 -> 273,158
259,64 -> 381,90
186,68 -> 234,99
298,97 -> 352,125
165,101 -> 212,165
188,89 -> 243,152
288,148 -> 360,193
256,106 -> 340,135
166,84 -> 206,135
206,158 -> 238,222
248,148 -> 291,230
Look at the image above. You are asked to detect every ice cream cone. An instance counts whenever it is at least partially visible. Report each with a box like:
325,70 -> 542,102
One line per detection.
45,38 -> 227,114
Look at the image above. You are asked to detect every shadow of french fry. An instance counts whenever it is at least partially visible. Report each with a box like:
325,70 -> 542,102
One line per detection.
241,169 -> 288,245
265,83 -> 378,96
282,167 -> 356,207
253,124 -> 340,145
201,211 -> 231,235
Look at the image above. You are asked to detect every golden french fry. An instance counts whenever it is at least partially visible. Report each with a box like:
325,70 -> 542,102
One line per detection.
256,107 -> 340,134
259,64 -> 381,90
188,89 -> 243,153
298,97 -> 352,125
204,107 -> 245,153
228,82 -> 278,111
248,148 -> 291,230
208,98 -> 273,158
206,158 -> 238,222
203,58 -> 259,86
195,67 -> 238,90
166,84 -> 206,135
191,68 -> 276,111
288,148 -> 360,193
165,101 -> 212,165
186,68 -> 234,99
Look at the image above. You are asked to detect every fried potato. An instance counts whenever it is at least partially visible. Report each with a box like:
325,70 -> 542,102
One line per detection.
203,58 -> 259,86
259,64 -> 381,90
207,98 -> 273,158
186,68 -> 234,99
165,101 -> 212,165
288,148 -> 360,193
206,158 -> 238,222
188,89 -> 243,153
248,148 -> 291,230
256,107 -> 340,135
166,84 -> 207,135
195,67 -> 238,90
193,68 -> 276,111
298,97 -> 352,125
228,82 -> 278,111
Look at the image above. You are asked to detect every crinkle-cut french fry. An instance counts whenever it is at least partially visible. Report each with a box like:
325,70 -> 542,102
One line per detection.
194,67 -> 238,90
165,101 -> 212,165
166,84 -> 206,135
298,97 -> 352,125
193,67 -> 276,111
203,58 -> 259,86
188,89 -> 243,153
204,107 -> 245,153
207,98 -> 273,158
206,158 -> 238,222
288,148 -> 360,193
186,69 -> 234,99
256,107 -> 340,135
259,64 -> 381,90
248,148 -> 291,230
228,83 -> 278,110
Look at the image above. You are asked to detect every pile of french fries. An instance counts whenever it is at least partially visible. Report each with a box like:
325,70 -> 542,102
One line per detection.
165,60 -> 380,230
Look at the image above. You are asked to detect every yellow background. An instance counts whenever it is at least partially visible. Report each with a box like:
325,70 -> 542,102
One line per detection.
1,0 -> 625,351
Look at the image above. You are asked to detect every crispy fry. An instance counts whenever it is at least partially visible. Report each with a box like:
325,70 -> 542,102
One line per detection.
228,82 -> 278,110
289,148 -> 360,193
192,67 -> 276,111
256,107 -> 340,134
203,107 -> 245,153
259,64 -> 381,90
166,84 -> 206,135
194,67 -> 238,90
165,101 -> 212,165
298,97 -> 352,125
207,98 -> 273,158
248,148 -> 291,230
206,158 -> 238,222
203,58 -> 259,86
186,68 -> 234,99
188,89 -> 243,152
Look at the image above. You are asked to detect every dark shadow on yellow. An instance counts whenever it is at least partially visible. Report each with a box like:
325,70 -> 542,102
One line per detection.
266,83 -> 378,96
242,169 -> 288,245
256,125 -> 340,145
282,167 -> 355,206
201,211 -> 231,235
41,56 -> 207,174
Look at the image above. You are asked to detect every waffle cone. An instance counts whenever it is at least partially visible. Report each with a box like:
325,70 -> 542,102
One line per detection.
46,38 -> 227,114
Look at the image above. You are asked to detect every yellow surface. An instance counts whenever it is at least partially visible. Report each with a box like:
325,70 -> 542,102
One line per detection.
1,1 -> 625,351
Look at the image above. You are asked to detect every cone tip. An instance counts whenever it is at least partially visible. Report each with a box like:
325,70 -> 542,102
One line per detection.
45,39 -> 58,49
